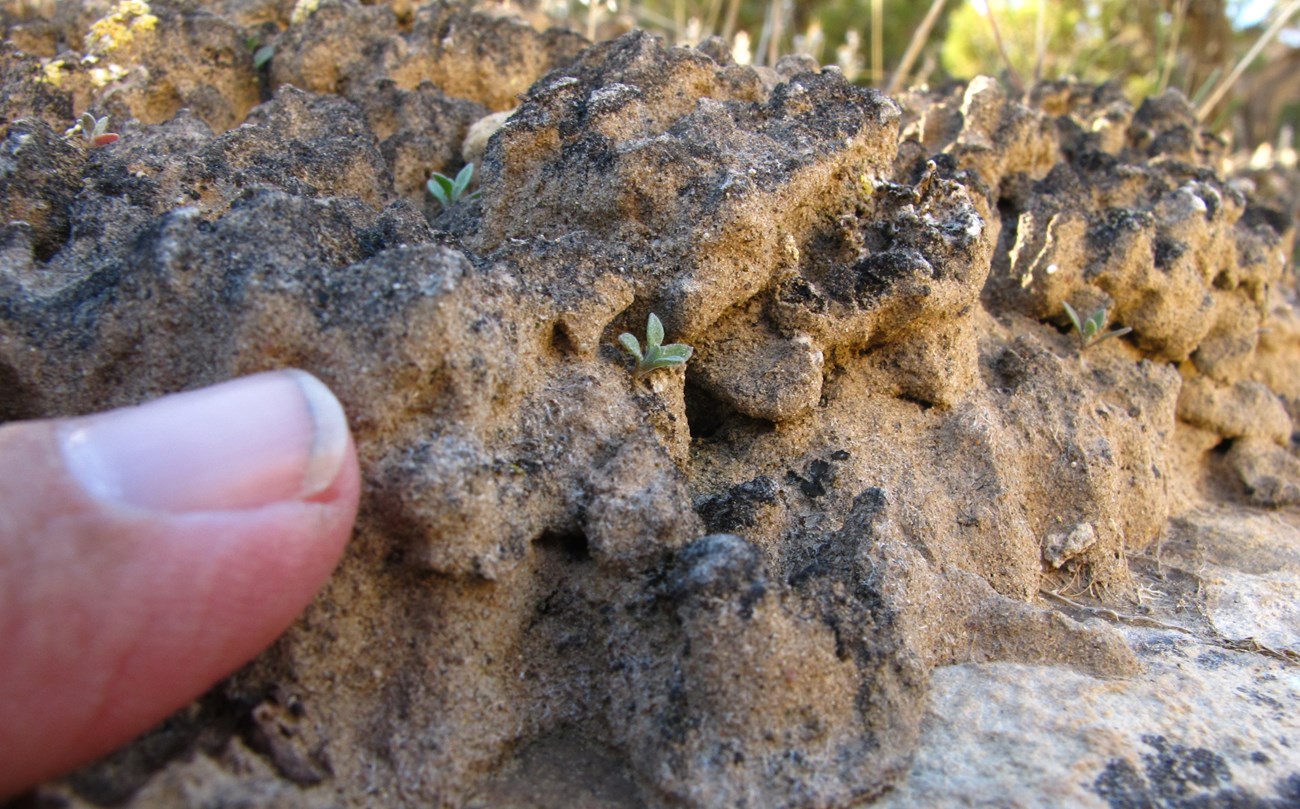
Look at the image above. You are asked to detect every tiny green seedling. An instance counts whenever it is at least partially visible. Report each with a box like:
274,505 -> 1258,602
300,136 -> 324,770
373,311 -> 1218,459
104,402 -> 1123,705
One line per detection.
618,313 -> 693,378
252,44 -> 275,71
427,163 -> 479,209
79,112 -> 119,147
1063,301 -> 1132,350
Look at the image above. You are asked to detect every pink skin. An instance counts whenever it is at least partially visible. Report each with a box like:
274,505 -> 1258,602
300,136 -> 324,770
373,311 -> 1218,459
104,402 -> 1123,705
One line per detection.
0,372 -> 360,798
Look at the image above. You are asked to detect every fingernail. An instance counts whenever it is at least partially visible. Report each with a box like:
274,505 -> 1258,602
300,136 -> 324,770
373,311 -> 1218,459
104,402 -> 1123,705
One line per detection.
61,371 -> 349,513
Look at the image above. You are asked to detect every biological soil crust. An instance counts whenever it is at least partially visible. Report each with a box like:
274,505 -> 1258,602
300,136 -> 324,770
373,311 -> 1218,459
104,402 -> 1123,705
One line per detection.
1,1 -> 1298,807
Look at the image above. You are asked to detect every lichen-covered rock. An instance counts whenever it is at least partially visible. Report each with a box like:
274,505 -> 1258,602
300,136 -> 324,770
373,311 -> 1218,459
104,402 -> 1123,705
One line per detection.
477,33 -> 899,337
269,0 -> 587,112
1227,437 -> 1300,507
354,79 -> 489,201
692,302 -> 825,422
7,0 -> 263,134
0,41 -> 75,127
618,532 -> 923,807
0,118 -> 84,262
1178,376 -> 1293,445
970,86 -> 1286,376
877,509 -> 1300,808
263,0 -> 585,205
1,4 -> 1298,808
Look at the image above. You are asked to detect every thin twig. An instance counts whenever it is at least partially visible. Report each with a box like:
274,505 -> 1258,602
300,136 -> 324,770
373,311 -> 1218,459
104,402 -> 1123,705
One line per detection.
633,5 -> 679,38
766,0 -> 784,66
886,0 -> 947,94
1033,0 -> 1045,85
720,0 -> 741,42
703,0 -> 723,40
1158,0 -> 1187,93
1197,0 -> 1300,121
1189,65 -> 1223,109
1041,588 -> 1300,663
983,0 -> 1025,97
1041,588 -> 1194,634
871,0 -> 883,86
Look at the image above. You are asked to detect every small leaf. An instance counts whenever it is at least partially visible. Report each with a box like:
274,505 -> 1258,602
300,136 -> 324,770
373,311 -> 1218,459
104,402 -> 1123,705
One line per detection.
80,112 -> 96,133
646,313 -> 665,349
253,44 -> 275,71
641,356 -> 689,372
656,344 -> 693,362
1190,65 -> 1223,108
453,163 -> 474,198
1093,326 -> 1132,346
1086,308 -> 1107,337
1062,301 -> 1084,335
617,332 -> 643,361
427,174 -> 454,207
91,133 -> 119,147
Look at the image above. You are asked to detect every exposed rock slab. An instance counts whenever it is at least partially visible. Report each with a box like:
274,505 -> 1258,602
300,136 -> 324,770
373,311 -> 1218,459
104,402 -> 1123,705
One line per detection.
879,509 -> 1300,809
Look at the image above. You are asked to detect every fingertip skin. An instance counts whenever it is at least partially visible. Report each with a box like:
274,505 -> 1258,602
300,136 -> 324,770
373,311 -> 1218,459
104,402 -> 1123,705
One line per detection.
0,420 -> 360,799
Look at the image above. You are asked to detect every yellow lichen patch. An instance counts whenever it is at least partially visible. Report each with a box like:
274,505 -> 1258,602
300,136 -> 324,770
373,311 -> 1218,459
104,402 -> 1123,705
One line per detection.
84,0 -> 158,56
290,0 -> 322,25
40,59 -> 66,87
88,63 -> 129,88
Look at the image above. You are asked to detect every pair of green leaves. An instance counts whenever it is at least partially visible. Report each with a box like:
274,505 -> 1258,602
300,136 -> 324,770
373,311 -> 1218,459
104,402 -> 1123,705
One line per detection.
427,163 -> 479,209
618,313 -> 693,378
1063,301 -> 1132,350
80,113 -> 119,148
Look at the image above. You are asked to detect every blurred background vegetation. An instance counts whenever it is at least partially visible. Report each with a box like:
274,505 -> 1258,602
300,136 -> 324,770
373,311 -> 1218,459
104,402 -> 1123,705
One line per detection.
536,0 -> 1299,152
1,0 -> 1293,152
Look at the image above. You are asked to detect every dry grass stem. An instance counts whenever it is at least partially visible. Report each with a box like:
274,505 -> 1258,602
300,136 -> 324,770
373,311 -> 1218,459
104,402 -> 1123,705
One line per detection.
720,0 -> 741,41
1041,588 -> 1194,634
871,0 -> 883,85
982,0 -> 1025,96
1033,0 -> 1046,83
1197,0 -> 1300,120
886,0 -> 947,94
1158,0 -> 1187,93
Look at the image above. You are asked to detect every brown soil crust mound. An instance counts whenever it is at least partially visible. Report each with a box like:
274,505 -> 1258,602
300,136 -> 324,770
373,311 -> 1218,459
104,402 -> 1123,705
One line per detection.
2,1 -> 1297,807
